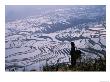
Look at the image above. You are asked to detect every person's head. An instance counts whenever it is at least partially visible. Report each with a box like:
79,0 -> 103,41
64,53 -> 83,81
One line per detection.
71,42 -> 75,47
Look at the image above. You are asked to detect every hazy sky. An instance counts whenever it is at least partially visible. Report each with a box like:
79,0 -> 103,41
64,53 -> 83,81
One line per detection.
5,5 -> 74,22
5,5 -> 105,22
5,5 -> 49,22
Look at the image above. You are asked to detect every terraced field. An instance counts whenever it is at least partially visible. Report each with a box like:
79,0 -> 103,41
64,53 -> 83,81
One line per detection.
5,5 -> 106,71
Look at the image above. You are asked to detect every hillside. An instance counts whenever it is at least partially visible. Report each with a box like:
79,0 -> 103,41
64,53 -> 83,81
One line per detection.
5,5 -> 106,71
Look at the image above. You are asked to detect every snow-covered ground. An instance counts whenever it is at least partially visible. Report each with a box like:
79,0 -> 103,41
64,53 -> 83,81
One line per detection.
5,6 -> 106,71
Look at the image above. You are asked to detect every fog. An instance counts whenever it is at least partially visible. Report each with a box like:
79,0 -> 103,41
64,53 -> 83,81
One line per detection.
5,5 -> 74,22
5,5 -> 105,22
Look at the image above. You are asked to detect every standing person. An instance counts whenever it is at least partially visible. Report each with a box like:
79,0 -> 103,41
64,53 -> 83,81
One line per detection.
70,42 -> 81,67
70,42 -> 76,67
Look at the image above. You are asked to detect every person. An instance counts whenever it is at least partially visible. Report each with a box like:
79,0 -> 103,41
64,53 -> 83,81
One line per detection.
70,42 -> 81,67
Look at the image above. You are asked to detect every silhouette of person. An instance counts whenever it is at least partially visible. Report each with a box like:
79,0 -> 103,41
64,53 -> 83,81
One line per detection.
70,42 -> 81,67
70,42 -> 76,67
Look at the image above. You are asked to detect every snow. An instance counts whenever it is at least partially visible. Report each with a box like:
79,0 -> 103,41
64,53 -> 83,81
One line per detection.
5,6 -> 106,71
